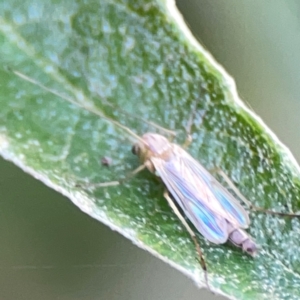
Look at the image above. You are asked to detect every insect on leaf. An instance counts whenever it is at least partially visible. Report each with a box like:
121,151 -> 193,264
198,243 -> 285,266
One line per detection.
1,1 -> 300,299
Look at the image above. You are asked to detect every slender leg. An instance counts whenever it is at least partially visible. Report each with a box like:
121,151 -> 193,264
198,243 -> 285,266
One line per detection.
76,163 -> 147,189
163,190 -> 210,290
182,102 -> 197,149
213,169 -> 252,207
215,168 -> 300,217
182,100 -> 207,149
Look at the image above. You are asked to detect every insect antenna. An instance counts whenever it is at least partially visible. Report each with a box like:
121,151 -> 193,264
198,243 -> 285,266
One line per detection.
11,69 -> 145,145
95,95 -> 176,138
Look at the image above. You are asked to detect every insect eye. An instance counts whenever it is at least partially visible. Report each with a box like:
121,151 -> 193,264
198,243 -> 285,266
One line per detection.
131,145 -> 139,155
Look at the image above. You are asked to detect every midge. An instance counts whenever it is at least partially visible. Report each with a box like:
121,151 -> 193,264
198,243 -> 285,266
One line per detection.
128,131 -> 257,287
11,69 -> 300,289
96,127 -> 300,289
88,126 -> 258,287
132,132 -> 257,256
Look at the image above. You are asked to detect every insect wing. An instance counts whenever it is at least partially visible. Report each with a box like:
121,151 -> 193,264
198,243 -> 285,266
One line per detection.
151,145 -> 249,244
158,164 -> 229,243
182,152 -> 250,228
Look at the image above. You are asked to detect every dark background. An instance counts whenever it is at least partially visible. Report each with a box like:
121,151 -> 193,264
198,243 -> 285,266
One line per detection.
1,1 -> 300,299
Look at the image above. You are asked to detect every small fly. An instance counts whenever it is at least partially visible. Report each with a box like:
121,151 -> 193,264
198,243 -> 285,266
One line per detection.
132,132 -> 257,255
130,132 -> 257,287
87,125 -> 259,288
11,69 -> 300,290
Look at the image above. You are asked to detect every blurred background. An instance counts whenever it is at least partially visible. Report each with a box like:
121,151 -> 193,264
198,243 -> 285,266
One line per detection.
1,1 -> 300,299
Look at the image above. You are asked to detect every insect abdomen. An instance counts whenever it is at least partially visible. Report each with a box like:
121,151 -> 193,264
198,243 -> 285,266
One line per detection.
227,222 -> 258,256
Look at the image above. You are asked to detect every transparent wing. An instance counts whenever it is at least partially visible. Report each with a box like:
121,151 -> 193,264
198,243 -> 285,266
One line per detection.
183,152 -> 250,228
152,145 -> 250,244
157,162 -> 229,243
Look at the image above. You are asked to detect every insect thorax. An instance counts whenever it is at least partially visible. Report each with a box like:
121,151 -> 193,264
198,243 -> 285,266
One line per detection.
132,133 -> 173,170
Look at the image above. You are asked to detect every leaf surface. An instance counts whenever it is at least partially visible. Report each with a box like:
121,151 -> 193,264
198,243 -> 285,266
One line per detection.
1,1 -> 300,299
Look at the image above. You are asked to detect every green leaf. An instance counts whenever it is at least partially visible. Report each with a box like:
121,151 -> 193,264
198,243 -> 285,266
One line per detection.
1,1 -> 300,299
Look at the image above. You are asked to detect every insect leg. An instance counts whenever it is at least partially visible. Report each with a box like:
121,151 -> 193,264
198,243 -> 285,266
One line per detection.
216,168 -> 300,217
76,163 -> 147,189
182,99 -> 208,149
182,102 -> 197,149
163,190 -> 210,290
